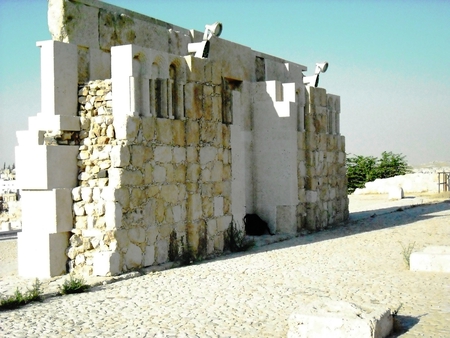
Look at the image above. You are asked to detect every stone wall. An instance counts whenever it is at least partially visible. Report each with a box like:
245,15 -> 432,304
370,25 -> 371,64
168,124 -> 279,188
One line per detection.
353,173 -> 443,195
15,0 -> 348,278
301,88 -> 348,230
68,78 -> 233,276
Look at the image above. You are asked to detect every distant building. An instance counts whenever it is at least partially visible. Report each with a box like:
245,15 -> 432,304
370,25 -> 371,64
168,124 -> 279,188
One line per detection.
0,168 -> 15,181
2,193 -> 17,202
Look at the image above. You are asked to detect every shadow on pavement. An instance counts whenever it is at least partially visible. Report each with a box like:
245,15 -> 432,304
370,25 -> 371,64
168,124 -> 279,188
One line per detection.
208,199 -> 450,262
388,314 -> 421,337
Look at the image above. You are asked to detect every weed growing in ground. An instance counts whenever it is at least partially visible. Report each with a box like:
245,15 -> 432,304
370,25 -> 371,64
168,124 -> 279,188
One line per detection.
59,275 -> 90,295
0,278 -> 43,310
0,288 -> 27,310
400,242 -> 416,268
224,219 -> 255,253
391,303 -> 405,333
26,278 -> 44,302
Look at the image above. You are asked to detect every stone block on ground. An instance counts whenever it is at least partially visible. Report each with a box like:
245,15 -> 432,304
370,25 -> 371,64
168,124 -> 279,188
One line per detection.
93,251 -> 121,276
388,186 -> 404,200
410,246 -> 450,273
287,300 -> 393,338
17,231 -> 70,278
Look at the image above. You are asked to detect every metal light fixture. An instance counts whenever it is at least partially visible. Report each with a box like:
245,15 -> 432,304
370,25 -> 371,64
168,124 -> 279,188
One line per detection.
303,62 -> 329,87
188,22 -> 223,58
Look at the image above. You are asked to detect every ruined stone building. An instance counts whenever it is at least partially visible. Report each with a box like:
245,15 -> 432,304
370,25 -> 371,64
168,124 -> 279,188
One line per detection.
15,0 -> 348,278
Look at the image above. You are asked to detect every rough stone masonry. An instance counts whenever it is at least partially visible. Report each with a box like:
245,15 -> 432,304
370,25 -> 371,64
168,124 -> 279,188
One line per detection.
15,0 -> 348,278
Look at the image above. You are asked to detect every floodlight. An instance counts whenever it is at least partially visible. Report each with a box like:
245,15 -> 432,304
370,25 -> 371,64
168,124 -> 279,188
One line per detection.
187,40 -> 210,58
303,74 -> 319,87
314,62 -> 328,74
188,21 -> 223,59
303,62 -> 329,87
203,22 -> 223,41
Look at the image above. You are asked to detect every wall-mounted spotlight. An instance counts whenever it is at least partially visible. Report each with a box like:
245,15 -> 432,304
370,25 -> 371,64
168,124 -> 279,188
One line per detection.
303,62 -> 329,87
188,22 -> 223,59
203,22 -> 222,41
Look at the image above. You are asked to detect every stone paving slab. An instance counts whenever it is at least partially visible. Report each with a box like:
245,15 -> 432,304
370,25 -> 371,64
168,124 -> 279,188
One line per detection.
287,300 -> 393,338
1,196 -> 450,337
410,246 -> 450,273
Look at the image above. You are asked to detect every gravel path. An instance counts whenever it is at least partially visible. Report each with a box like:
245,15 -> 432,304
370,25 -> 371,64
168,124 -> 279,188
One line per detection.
1,196 -> 449,337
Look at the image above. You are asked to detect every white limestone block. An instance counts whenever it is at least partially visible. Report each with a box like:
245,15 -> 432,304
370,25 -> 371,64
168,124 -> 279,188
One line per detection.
21,189 -> 73,234
152,166 -> 166,183
110,145 -> 130,168
282,82 -> 297,102
276,205 -> 297,234
306,190 -> 318,203
105,202 -> 123,230
93,251 -> 121,276
173,147 -> 186,164
82,229 -> 102,238
410,246 -> 450,273
125,242 -> 143,268
129,227 -> 145,244
18,231 -> 70,278
216,215 -> 233,232
230,125 -> 247,220
288,300 -> 393,338
211,161 -> 223,182
173,205 -> 183,223
111,45 -> 152,117
214,196 -> 224,217
15,145 -> 79,189
1,222 -> 11,231
16,130 -> 45,146
144,245 -> 155,266
48,0 -> 99,48
388,186 -> 404,200
266,80 -> 283,102
156,239 -> 168,264
199,147 -> 217,166
112,115 -> 140,140
90,48 -> 111,80
154,146 -> 172,163
37,40 -> 78,117
208,37 -> 254,81
29,114 -> 80,131
274,101 -> 297,118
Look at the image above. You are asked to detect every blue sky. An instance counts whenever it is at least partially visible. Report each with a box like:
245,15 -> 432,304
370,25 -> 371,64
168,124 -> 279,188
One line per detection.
0,0 -> 449,166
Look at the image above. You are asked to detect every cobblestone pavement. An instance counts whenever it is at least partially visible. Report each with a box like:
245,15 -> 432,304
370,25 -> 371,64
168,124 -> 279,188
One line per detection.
1,196 -> 449,337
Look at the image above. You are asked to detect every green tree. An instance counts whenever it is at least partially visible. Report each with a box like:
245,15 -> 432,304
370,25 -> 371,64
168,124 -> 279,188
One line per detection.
346,155 -> 378,193
346,152 -> 411,194
375,151 -> 411,179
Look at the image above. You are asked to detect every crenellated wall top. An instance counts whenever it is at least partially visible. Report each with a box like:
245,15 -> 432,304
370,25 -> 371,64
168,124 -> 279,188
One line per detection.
48,0 -> 306,77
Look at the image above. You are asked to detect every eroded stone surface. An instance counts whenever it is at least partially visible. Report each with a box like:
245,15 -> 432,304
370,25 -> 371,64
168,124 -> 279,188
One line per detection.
288,300 -> 393,338
410,246 -> 450,273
